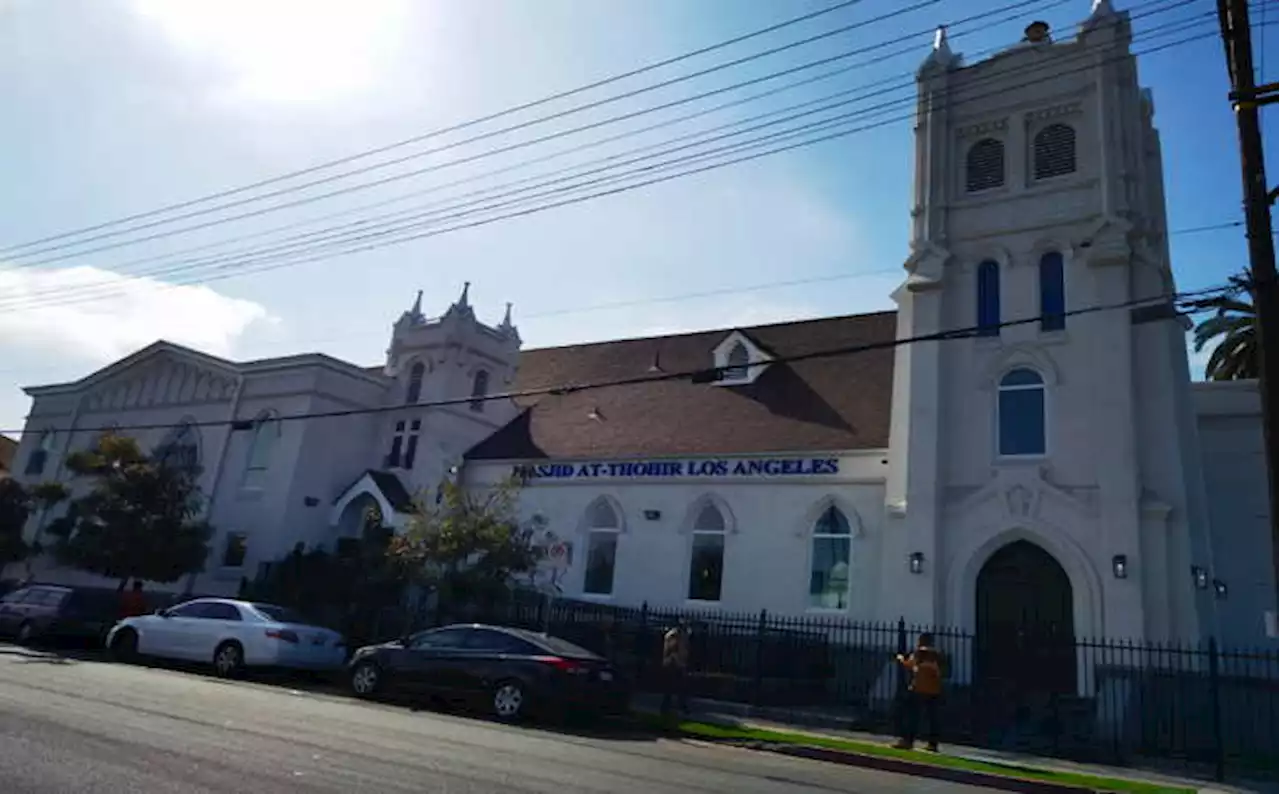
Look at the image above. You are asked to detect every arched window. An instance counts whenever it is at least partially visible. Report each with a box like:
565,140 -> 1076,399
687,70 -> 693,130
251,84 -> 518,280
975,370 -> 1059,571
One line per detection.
470,370 -> 489,412
242,412 -> 281,489
687,503 -> 726,602
809,504 -> 852,610
583,498 -> 620,596
998,368 -> 1047,456
1039,252 -> 1066,331
724,342 -> 750,381
1033,123 -> 1076,180
405,361 -> 425,404
156,421 -> 200,474
24,430 -> 55,476
976,260 -> 1001,337
966,138 -> 1005,192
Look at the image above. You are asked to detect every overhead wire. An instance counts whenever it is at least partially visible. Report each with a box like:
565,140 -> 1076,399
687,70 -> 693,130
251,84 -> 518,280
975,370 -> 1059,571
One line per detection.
0,0 -> 875,255
1,281 -> 1236,437
0,0 -> 945,260
0,3 -> 1220,314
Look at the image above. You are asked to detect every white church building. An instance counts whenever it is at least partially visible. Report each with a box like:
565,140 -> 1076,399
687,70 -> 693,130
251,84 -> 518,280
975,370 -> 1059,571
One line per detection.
5,5 -> 1274,650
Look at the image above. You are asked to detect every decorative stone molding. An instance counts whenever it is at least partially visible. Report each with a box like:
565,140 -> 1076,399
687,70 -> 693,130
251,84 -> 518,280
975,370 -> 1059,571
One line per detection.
1024,101 -> 1083,124
955,118 -> 1009,139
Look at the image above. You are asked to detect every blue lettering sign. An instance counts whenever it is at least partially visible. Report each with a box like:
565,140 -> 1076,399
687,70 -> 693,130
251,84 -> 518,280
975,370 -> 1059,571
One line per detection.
514,456 -> 840,481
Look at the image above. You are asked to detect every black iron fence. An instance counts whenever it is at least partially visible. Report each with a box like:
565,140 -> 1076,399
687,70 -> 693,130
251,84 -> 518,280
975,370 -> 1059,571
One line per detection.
410,590 -> 1277,782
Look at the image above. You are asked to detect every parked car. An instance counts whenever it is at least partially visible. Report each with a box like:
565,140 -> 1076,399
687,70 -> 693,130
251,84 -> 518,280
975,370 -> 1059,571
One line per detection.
0,584 -> 121,646
105,598 -> 347,677
347,623 -> 630,721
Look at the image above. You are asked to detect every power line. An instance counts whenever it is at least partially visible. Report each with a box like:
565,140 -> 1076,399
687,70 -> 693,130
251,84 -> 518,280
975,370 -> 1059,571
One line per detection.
2,282 -> 1232,437
0,0 -> 943,260
0,0 -> 874,255
0,6 -> 1217,313
9,0 -> 1079,290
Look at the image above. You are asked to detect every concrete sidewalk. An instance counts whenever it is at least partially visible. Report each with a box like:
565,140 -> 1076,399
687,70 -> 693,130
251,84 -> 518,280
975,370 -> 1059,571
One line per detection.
630,693 -> 1269,794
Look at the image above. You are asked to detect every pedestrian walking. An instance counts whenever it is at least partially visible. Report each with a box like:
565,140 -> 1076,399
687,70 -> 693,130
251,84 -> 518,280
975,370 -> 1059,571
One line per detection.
118,580 -> 147,620
893,632 -> 943,751
660,619 -> 690,722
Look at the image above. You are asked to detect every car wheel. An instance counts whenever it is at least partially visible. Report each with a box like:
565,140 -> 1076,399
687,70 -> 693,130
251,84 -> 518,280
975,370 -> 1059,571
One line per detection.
15,621 -> 35,646
110,628 -> 139,662
350,661 -> 381,698
213,641 -> 244,678
492,680 -> 526,721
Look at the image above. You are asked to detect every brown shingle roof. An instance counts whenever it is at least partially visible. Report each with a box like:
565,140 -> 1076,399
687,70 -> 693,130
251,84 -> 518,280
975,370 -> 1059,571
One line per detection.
466,311 -> 896,461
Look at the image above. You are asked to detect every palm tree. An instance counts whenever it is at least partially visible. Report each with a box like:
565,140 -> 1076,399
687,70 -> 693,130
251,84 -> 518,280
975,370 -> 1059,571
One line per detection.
1192,271 -> 1258,381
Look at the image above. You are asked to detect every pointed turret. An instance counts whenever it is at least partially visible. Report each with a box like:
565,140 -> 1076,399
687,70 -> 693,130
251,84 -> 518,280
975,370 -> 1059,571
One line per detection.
1081,0 -> 1119,34
498,301 -> 521,342
918,26 -> 959,75
445,281 -> 476,322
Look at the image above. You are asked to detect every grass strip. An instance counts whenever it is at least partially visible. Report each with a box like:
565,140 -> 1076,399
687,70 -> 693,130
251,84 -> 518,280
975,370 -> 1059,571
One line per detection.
639,715 -> 1196,794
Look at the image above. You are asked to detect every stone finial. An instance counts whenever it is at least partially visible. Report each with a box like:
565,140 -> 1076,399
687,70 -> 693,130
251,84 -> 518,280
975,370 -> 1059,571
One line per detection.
918,26 -> 958,75
410,289 -> 423,317
933,25 -> 950,56
457,281 -> 471,308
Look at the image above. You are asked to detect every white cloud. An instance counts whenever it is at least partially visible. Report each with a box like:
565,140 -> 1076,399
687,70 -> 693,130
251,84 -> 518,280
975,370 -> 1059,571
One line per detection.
0,265 -> 272,364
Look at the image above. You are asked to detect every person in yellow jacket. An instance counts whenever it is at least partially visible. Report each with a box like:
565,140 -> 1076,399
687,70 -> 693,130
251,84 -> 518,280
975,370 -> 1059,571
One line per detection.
892,633 -> 943,751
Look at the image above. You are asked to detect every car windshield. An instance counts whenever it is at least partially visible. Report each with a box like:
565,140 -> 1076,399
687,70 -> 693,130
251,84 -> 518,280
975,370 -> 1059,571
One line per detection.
251,604 -> 310,625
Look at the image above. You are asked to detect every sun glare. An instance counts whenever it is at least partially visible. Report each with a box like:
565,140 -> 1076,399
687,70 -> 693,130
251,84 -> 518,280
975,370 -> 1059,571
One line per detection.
130,0 -> 413,105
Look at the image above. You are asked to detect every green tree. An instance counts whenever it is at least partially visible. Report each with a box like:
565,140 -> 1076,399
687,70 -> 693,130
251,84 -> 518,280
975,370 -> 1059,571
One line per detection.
0,478 -> 33,567
44,433 -> 212,590
387,476 -> 538,606
1192,271 -> 1259,381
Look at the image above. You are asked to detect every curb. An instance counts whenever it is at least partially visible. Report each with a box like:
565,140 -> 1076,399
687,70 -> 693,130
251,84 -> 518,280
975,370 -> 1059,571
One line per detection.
727,739 -> 1097,794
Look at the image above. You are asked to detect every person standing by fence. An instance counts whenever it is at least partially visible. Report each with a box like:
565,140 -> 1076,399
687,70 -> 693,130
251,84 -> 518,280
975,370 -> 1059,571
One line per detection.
893,632 -> 943,752
660,620 -> 690,723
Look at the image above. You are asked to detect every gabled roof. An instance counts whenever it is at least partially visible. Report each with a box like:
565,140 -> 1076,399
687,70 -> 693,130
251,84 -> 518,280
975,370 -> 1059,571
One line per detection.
332,469 -> 416,515
23,339 -> 388,396
466,311 -> 897,461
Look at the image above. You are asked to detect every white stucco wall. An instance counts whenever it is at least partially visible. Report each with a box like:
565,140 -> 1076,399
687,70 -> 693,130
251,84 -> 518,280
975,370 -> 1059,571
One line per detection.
465,452 -> 890,618
1192,381 -> 1275,648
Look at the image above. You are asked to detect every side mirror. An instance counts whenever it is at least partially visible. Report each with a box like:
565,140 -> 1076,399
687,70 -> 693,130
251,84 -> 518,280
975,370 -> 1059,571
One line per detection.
155,608 -> 168,618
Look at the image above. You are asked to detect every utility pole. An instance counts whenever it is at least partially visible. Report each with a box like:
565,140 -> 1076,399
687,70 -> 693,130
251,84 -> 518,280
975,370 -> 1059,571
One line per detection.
1216,0 -> 1279,583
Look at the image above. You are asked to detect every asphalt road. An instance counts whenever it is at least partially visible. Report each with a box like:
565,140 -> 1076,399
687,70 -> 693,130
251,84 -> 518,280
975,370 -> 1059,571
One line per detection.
0,643 -> 989,794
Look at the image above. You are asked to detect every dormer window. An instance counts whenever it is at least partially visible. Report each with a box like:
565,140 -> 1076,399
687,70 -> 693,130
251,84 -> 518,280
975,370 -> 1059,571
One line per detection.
711,331 -> 771,386
724,342 -> 749,381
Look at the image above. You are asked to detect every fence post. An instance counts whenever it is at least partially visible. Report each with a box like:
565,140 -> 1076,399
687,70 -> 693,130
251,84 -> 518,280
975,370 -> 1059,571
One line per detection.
637,601 -> 649,685
752,609 -> 768,707
1208,637 -> 1225,782
894,618 -> 908,737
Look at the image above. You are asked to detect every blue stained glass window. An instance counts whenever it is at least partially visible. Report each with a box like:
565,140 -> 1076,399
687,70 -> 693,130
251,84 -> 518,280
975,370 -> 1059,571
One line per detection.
1040,252 -> 1066,331
998,369 -> 1046,456
977,260 -> 1001,337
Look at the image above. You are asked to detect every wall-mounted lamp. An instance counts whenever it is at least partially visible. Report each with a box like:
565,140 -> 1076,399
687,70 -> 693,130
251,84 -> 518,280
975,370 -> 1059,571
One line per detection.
643,509 -> 662,521
909,552 -> 925,575
1213,579 -> 1229,600
1111,554 -> 1128,579
1191,566 -> 1209,590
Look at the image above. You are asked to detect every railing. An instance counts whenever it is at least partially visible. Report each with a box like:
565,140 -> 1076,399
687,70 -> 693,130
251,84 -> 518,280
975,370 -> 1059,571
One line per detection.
424,590 -> 1278,782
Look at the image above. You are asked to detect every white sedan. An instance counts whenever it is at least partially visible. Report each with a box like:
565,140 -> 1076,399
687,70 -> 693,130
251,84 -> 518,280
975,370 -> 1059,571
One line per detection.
106,598 -> 347,677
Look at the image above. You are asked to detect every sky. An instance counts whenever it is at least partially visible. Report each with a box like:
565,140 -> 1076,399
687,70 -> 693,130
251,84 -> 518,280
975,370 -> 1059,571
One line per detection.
0,0 -> 1275,438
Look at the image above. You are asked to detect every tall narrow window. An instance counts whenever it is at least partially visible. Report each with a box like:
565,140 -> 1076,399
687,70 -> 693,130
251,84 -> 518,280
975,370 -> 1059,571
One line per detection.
976,260 -> 1001,337
998,368 -> 1047,456
403,419 -> 421,469
687,503 -> 726,602
966,138 -> 1005,192
24,431 -> 54,476
1033,123 -> 1076,180
809,505 -> 852,610
724,342 -> 750,381
583,499 -> 620,596
470,370 -> 489,412
156,421 -> 200,474
1039,252 -> 1066,331
242,412 -> 280,489
405,361 -> 425,404
387,421 -> 405,468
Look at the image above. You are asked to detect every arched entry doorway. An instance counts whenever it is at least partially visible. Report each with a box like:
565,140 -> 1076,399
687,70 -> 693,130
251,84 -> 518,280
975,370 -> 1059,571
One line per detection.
975,540 -> 1076,697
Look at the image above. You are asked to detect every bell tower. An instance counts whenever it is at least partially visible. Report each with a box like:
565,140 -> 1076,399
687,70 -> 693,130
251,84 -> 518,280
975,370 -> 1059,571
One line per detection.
884,3 -> 1215,642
